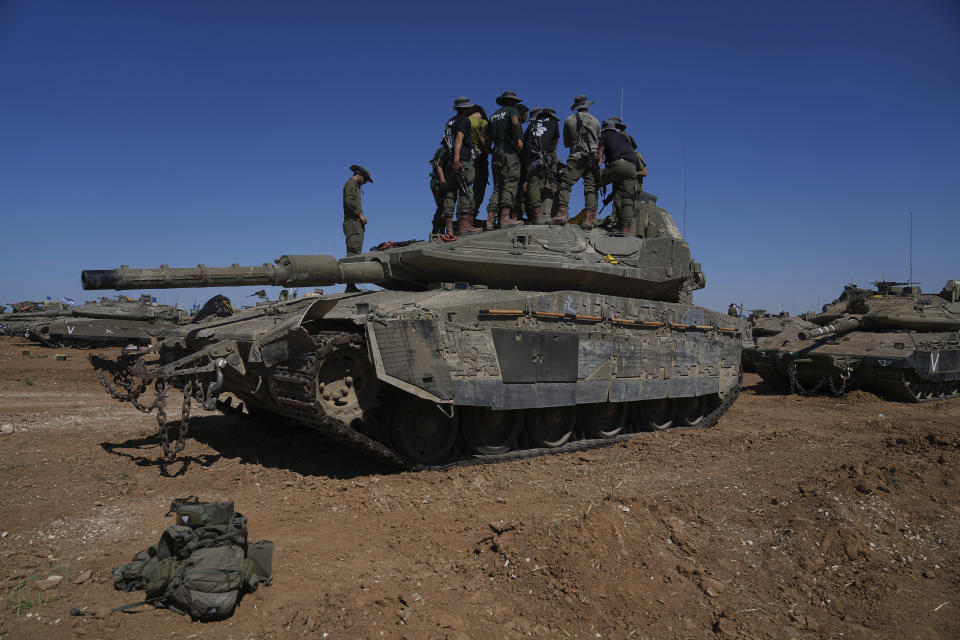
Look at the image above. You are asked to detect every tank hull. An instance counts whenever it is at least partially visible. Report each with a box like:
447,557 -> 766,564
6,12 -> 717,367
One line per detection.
94,288 -> 746,467
754,330 -> 960,401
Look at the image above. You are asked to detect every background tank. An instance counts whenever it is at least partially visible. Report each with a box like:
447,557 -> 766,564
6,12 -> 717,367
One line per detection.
0,301 -> 71,341
742,310 -> 818,372
40,294 -> 192,349
83,201 -> 746,467
754,279 -> 960,401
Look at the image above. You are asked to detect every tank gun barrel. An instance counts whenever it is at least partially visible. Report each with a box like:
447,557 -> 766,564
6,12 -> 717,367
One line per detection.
798,316 -> 860,340
81,254 -> 387,291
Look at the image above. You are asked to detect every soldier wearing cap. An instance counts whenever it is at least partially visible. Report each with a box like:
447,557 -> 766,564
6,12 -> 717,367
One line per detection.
439,97 -> 481,235
728,303 -> 739,317
484,91 -> 525,229
597,118 -> 636,234
553,94 -> 601,225
522,107 -> 560,225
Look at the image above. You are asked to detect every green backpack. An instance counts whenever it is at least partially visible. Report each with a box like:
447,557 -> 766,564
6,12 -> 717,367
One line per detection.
112,497 -> 273,621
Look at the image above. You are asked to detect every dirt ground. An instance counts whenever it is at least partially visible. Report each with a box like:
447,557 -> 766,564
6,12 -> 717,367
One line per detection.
0,335 -> 958,640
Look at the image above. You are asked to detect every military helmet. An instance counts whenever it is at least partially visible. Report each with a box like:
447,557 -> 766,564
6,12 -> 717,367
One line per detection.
350,164 -> 373,183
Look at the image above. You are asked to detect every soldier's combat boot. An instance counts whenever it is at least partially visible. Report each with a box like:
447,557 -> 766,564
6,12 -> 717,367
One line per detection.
484,215 -> 496,231
530,207 -> 543,225
548,204 -> 568,225
581,209 -> 597,230
457,213 -> 482,235
500,207 -> 521,229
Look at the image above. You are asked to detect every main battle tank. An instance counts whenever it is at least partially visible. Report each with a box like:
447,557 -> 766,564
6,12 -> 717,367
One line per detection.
754,280 -> 960,401
83,200 -> 747,467
38,294 -> 192,349
741,310 -> 818,372
0,301 -> 72,340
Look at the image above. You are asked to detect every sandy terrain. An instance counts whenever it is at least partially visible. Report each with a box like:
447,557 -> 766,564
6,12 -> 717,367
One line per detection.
0,334 -> 958,639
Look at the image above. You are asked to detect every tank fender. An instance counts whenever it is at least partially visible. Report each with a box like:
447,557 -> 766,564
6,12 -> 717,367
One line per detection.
251,298 -> 340,366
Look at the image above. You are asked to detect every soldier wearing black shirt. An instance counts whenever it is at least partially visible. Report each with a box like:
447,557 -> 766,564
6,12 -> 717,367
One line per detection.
597,118 -> 637,233
522,107 -> 560,225
440,97 -> 481,235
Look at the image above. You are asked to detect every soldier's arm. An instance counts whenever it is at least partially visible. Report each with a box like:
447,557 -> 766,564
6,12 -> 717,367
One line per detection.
452,132 -> 464,172
638,167 -> 647,178
511,115 -> 523,152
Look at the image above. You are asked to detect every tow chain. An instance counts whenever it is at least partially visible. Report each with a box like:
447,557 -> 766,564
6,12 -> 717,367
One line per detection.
156,379 -> 190,459
787,358 -> 850,397
90,354 -> 158,414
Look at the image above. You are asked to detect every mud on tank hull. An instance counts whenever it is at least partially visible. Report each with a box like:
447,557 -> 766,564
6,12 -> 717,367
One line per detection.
99,288 -> 745,468
754,330 -> 960,402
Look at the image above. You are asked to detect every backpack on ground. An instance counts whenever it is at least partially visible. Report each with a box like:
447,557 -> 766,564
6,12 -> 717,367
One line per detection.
112,496 -> 273,621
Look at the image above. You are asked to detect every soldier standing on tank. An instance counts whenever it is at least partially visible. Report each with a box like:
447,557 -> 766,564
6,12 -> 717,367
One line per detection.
610,118 -> 647,234
728,303 -> 739,317
343,164 -> 372,292
468,105 -> 489,220
440,97 -> 481,235
484,91 -> 525,230
553,94 -> 601,225
522,107 -> 560,225
597,118 -> 636,234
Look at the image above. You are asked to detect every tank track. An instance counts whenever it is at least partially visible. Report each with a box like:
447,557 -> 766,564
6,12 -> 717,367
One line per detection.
874,368 -> 960,403
258,331 -> 741,471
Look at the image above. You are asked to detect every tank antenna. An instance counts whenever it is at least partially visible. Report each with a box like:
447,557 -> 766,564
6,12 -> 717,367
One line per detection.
682,144 -> 688,237
619,88 -> 624,120
909,211 -> 913,284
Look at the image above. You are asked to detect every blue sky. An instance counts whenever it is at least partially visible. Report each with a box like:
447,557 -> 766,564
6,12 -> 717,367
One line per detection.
1,0 -> 958,314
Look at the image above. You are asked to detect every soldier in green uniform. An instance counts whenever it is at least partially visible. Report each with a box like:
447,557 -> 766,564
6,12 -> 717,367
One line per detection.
553,94 -> 601,225
522,107 -> 560,225
484,91 -> 525,229
611,118 -> 648,235
343,164 -> 372,292
728,303 -> 739,317
440,97 -> 481,235
597,119 -> 636,234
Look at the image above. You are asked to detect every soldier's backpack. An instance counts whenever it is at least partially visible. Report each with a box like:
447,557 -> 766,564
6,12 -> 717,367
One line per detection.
112,497 -> 273,621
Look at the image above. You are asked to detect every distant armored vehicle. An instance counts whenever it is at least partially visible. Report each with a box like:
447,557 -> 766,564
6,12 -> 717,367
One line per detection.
83,194 -> 747,467
40,295 -> 191,349
742,311 -> 817,372
754,280 -> 960,401
1,301 -> 71,340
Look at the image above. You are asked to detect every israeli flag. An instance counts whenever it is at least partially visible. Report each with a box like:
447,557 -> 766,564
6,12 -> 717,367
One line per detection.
62,296 -> 76,306
151,296 -> 158,303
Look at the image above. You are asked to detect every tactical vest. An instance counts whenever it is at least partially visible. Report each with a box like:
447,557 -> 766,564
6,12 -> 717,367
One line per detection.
112,497 -> 273,621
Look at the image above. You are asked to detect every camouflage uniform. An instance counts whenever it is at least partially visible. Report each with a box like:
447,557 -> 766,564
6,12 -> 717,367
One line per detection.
485,92 -> 525,228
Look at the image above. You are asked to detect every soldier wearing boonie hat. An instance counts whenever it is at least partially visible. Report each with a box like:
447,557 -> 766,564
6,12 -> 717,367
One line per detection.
439,97 -> 481,235
521,106 -> 560,225
598,118 -> 637,234
484,91 -> 526,230
554,94 -> 601,226
342,165 -> 373,291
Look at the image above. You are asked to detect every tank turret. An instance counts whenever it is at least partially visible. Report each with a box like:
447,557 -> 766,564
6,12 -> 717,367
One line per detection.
83,224 -> 705,302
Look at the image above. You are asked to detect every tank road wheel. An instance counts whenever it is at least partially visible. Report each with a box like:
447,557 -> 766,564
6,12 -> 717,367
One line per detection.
527,406 -> 576,448
581,403 -> 627,438
316,345 -> 378,425
675,396 -> 709,427
632,398 -> 675,431
391,397 -> 458,464
460,407 -> 521,455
